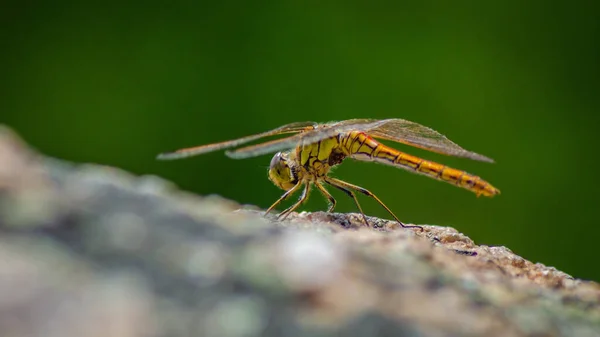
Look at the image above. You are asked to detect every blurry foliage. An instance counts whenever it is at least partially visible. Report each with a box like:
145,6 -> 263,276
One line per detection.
2,1 -> 599,280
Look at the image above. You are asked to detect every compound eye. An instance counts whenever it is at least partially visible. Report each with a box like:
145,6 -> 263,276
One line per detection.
268,152 -> 296,191
270,152 -> 283,170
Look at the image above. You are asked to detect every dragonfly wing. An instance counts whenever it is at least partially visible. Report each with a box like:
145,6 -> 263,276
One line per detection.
157,121 -> 317,160
364,119 -> 495,163
227,119 -> 389,159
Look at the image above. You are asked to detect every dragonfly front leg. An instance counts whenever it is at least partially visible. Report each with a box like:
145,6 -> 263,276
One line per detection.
277,182 -> 311,220
265,181 -> 303,217
314,181 -> 336,213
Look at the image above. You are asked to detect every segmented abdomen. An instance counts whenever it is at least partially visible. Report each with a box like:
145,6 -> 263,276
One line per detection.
339,131 -> 500,197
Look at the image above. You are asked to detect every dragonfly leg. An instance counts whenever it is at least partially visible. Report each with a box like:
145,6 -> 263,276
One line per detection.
265,181 -> 303,216
323,179 -> 370,226
325,177 -> 423,231
314,181 -> 336,213
277,182 -> 311,220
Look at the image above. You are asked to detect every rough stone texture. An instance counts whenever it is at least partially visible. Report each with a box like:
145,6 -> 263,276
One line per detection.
0,125 -> 599,337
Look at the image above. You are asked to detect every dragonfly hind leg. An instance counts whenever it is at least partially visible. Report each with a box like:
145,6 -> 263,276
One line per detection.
324,177 -> 423,231
323,179 -> 370,226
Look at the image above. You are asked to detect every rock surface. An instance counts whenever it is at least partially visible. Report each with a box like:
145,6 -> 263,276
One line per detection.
0,125 -> 599,337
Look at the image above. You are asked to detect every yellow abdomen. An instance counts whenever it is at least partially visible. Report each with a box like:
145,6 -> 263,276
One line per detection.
340,132 -> 500,197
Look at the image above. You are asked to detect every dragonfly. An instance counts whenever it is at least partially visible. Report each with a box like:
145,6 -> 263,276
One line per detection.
157,119 -> 500,230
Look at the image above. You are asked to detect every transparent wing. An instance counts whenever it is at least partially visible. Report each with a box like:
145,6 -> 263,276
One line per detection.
156,121 -> 317,160
226,119 -> 389,159
364,119 -> 495,163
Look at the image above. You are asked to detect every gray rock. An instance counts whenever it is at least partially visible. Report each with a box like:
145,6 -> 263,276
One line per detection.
0,125 -> 598,337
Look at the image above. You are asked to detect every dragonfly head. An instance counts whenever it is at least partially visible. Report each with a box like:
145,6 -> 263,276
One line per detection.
268,151 -> 297,191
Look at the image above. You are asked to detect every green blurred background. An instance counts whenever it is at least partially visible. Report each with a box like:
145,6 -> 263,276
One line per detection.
2,1 -> 599,281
